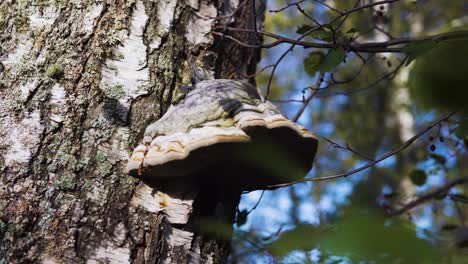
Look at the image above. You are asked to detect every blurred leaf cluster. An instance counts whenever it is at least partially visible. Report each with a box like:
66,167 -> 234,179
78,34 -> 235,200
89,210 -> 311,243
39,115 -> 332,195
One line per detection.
267,207 -> 441,263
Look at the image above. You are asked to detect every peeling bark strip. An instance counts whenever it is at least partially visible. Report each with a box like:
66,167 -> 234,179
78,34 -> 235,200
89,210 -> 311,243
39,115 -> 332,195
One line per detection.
0,0 -> 263,263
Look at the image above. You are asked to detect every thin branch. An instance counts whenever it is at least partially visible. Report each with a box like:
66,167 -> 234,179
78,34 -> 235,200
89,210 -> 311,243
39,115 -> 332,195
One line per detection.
302,85 -> 329,92
272,98 -> 305,103
312,0 -> 343,14
265,112 -> 455,189
271,86 -> 329,103
374,25 -> 394,39
247,190 -> 265,214
295,2 -> 322,27
264,25 -> 325,100
292,72 -> 324,121
390,177 -> 468,216
272,85 -> 329,103
212,31 -> 281,48
332,0 -> 361,32
270,0 -> 304,13
215,0 -> 423,55
319,57 -> 406,97
214,27 -> 468,53
265,46 -> 294,100
322,136 -> 374,161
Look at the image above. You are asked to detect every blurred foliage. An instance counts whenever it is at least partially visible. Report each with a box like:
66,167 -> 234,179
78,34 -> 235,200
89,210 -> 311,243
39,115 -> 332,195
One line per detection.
408,40 -> 468,113
233,0 -> 468,263
304,46 -> 346,75
267,224 -> 333,257
266,206 -> 442,263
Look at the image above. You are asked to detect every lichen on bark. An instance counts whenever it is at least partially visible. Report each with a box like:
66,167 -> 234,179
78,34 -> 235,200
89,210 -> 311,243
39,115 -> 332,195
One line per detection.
0,0 -> 263,263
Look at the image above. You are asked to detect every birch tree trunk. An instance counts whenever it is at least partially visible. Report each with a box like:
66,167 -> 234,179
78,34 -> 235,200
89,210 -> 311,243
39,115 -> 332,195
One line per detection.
0,0 -> 263,262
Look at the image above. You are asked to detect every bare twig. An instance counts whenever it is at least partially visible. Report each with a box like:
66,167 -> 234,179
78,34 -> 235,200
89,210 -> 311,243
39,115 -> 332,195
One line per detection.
353,30 -> 468,49
293,72 -> 324,121
312,0 -> 343,14
212,32 -> 274,48
247,190 -> 265,214
270,0 -> 305,13
264,46 -> 295,100
271,85 -> 329,103
390,177 -> 468,216
332,0 -> 361,32
374,25 -> 394,39
322,136 -> 374,161
272,98 -> 305,103
319,57 -> 406,97
264,25 -> 325,100
341,0 -> 400,16
240,64 -> 275,78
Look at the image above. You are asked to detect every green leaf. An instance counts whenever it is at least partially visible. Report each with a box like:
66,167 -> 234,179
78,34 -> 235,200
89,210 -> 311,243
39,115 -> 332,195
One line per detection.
429,153 -> 447,165
320,46 -> 346,72
409,169 -> 427,186
304,51 -> 325,76
402,40 -> 437,66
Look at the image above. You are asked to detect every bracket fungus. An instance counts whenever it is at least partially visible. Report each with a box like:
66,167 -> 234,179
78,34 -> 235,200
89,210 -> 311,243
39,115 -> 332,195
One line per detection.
127,79 -> 318,190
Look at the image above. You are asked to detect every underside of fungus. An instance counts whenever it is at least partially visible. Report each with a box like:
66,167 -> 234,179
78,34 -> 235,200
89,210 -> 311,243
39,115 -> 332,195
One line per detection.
126,79 -> 318,190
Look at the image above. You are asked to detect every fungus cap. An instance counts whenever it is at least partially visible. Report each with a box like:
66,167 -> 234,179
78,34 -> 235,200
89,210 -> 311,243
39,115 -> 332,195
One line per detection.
126,80 -> 318,190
